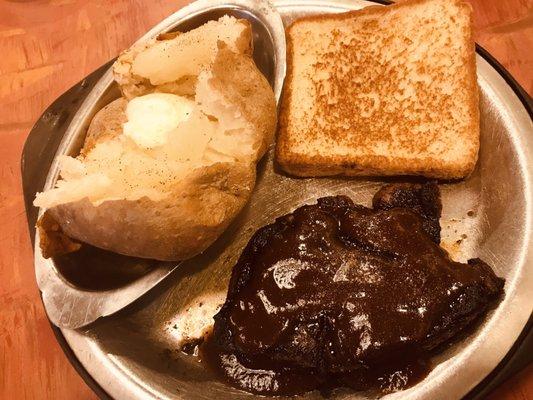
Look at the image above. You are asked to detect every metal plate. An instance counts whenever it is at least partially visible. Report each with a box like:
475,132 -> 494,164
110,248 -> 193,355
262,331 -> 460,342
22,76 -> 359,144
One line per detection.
26,0 -> 532,399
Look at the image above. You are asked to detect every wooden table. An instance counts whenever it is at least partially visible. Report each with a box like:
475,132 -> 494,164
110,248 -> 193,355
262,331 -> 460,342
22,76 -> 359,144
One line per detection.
0,0 -> 531,398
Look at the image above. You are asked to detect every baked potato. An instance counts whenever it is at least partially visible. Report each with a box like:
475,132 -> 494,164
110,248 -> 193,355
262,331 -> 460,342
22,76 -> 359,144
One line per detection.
34,16 -> 277,261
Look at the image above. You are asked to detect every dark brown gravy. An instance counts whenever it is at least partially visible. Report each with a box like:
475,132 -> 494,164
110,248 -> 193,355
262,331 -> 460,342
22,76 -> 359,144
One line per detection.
201,332 -> 430,396
202,187 -> 504,396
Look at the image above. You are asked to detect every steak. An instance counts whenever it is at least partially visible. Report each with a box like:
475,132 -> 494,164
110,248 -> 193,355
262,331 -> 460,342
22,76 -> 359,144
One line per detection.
373,182 -> 442,243
206,183 -> 504,396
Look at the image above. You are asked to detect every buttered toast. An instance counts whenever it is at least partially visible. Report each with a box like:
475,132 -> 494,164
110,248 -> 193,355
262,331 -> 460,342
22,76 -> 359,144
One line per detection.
276,0 -> 479,179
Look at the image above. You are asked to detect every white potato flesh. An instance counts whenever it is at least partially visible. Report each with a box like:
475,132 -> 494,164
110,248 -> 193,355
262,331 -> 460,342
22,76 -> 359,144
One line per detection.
131,16 -> 246,85
35,16 -> 261,211
34,85 -> 256,209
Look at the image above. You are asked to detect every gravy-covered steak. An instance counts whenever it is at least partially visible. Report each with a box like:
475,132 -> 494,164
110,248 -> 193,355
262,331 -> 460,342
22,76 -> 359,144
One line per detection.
373,182 -> 442,243
207,183 -> 504,396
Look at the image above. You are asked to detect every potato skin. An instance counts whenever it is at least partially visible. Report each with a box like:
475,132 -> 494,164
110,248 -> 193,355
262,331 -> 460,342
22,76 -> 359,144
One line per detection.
209,44 -> 277,161
49,162 -> 255,261
82,97 -> 127,153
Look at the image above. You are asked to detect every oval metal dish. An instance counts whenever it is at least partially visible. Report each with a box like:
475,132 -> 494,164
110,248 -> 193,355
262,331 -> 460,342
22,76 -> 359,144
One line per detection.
32,0 -> 286,329
24,0 -> 532,399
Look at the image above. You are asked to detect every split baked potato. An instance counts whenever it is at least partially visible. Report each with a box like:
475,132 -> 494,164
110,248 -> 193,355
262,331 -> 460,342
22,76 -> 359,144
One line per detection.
34,16 -> 277,261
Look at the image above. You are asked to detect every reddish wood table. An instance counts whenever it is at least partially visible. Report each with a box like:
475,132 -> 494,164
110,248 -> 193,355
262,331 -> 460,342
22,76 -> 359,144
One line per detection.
0,0 -> 531,398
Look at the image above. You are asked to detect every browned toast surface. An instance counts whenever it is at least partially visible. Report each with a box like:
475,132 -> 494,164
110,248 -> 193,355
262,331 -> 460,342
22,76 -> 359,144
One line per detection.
277,0 -> 479,179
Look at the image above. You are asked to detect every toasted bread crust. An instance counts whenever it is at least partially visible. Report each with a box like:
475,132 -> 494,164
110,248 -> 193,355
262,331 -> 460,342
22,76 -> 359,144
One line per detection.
277,0 -> 479,180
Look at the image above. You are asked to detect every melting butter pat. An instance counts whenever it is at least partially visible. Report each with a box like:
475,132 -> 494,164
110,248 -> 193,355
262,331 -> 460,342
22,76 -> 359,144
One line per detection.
123,93 -> 195,148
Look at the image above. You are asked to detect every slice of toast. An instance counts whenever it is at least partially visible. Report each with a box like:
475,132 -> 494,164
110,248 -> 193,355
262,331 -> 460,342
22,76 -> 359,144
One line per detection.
276,0 -> 479,179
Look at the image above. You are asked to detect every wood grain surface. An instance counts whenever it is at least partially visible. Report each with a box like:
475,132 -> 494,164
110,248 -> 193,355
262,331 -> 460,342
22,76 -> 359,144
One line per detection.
0,0 -> 531,399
